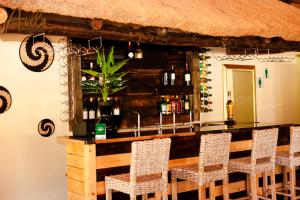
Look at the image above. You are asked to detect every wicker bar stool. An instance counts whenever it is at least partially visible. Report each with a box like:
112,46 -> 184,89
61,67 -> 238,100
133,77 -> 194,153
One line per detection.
229,128 -> 279,200
275,126 -> 300,199
105,138 -> 171,200
171,132 -> 232,200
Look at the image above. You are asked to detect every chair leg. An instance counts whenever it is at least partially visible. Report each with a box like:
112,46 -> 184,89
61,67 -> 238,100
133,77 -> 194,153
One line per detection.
223,176 -> 229,200
250,174 -> 258,200
171,176 -> 178,200
155,191 -> 162,200
106,188 -> 112,200
289,166 -> 296,200
130,195 -> 137,200
263,172 -> 268,198
209,182 -> 215,200
270,170 -> 277,200
142,194 -> 148,200
282,166 -> 288,200
198,184 -> 206,200
247,174 -> 251,197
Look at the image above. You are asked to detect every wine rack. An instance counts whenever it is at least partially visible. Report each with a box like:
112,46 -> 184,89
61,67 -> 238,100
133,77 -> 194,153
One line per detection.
199,50 -> 213,113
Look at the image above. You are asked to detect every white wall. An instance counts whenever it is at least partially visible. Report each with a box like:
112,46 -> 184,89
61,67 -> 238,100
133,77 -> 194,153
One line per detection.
202,48 -> 300,124
0,34 -> 69,200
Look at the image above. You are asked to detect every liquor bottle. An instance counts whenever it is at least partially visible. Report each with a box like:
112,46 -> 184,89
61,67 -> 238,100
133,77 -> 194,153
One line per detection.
113,98 -> 121,116
200,85 -> 212,90
200,78 -> 212,83
83,103 -> 88,120
201,107 -> 213,112
200,92 -> 212,98
166,97 -> 171,115
226,91 -> 234,121
162,68 -> 168,86
171,96 -> 176,113
160,96 -> 167,115
184,63 -> 191,86
175,95 -> 181,114
201,100 -> 213,105
184,95 -> 190,114
88,97 -> 96,119
96,97 -> 101,119
170,65 -> 176,86
180,95 -> 185,114
127,41 -> 134,59
89,62 -> 95,81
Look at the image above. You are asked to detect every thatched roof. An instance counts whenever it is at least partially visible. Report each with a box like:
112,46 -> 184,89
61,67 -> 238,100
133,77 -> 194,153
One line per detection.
1,0 -> 300,42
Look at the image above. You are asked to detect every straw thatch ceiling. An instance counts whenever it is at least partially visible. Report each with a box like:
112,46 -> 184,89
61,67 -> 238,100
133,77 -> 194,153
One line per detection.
1,0 -> 300,42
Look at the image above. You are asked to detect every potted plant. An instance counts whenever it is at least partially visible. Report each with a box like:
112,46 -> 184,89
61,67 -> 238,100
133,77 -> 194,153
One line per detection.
81,46 -> 128,129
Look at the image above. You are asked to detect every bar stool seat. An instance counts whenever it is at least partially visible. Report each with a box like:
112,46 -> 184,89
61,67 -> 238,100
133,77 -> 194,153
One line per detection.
276,151 -> 300,166
171,132 -> 232,200
105,138 -> 171,200
172,164 -> 227,184
229,157 -> 275,174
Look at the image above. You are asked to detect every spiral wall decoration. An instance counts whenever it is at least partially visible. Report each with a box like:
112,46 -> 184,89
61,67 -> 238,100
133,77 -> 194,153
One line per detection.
38,119 -> 55,137
0,86 -> 12,114
19,35 -> 54,72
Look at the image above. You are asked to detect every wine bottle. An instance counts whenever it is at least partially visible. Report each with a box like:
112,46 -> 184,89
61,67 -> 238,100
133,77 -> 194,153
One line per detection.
201,100 -> 212,105
113,98 -> 121,116
88,97 -> 96,119
184,95 -> 190,114
171,96 -> 176,113
170,65 -> 176,86
200,93 -> 212,98
166,97 -> 171,115
83,103 -> 88,120
160,96 -> 167,115
162,68 -> 168,86
175,95 -> 181,114
200,78 -> 212,83
180,95 -> 185,114
127,41 -> 134,59
200,85 -> 212,90
226,91 -> 234,120
184,63 -> 191,86
199,63 -> 211,68
201,107 -> 213,112
89,62 -> 95,81
200,70 -> 211,76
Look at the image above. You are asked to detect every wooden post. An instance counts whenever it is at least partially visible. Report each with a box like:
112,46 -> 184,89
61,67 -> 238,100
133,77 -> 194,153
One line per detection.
84,144 -> 97,200
186,51 -> 201,131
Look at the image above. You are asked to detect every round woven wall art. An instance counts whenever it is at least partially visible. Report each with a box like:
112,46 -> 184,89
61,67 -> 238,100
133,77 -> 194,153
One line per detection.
38,119 -> 55,137
19,35 -> 54,72
0,86 -> 12,114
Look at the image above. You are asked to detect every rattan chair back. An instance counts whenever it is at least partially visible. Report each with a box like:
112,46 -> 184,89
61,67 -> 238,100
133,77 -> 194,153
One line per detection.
290,126 -> 300,156
198,133 -> 232,171
130,138 -> 171,179
252,128 -> 278,163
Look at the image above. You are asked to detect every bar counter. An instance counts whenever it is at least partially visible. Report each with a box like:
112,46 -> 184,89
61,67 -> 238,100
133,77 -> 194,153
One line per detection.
58,123 -> 298,200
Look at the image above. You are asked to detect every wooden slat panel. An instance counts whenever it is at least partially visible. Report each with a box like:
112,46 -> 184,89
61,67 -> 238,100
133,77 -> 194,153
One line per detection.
84,145 -> 97,200
230,140 -> 252,152
67,143 -> 84,156
96,153 -> 131,169
67,166 -> 85,182
67,154 -> 84,169
67,178 -> 85,195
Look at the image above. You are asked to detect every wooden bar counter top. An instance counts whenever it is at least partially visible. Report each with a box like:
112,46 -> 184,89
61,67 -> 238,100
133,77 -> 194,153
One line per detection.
57,123 -> 298,200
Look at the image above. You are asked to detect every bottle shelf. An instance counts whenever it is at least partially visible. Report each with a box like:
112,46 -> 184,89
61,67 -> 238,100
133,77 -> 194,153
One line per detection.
154,86 -> 193,96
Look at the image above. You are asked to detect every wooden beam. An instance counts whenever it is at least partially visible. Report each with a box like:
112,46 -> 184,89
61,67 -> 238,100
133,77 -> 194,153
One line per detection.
3,8 -> 300,51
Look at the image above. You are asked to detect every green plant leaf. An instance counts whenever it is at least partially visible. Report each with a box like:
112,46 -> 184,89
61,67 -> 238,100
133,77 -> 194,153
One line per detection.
106,46 -> 114,67
110,86 -> 127,94
81,69 -> 100,77
108,59 -> 128,75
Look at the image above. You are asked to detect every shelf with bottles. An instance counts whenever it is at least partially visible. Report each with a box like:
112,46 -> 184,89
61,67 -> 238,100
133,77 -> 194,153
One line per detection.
158,94 -> 191,116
